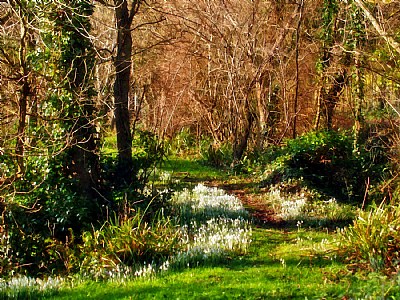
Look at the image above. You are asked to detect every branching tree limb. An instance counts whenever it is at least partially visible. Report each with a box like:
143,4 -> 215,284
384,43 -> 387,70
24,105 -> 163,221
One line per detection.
353,0 -> 400,55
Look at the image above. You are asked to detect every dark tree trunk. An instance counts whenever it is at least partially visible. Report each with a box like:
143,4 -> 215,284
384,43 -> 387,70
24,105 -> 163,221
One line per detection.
323,71 -> 347,130
293,0 -> 304,139
113,0 -> 137,183
15,16 -> 31,175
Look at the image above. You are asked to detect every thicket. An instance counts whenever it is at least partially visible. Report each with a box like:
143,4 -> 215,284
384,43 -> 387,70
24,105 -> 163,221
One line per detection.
0,1 -> 170,278
260,130 -> 391,204
0,132 -> 168,277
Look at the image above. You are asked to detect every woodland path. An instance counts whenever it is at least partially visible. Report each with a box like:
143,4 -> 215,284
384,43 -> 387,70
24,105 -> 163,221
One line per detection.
205,180 -> 282,227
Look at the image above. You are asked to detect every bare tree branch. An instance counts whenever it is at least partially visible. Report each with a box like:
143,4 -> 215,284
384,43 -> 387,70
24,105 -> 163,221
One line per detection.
353,0 -> 400,55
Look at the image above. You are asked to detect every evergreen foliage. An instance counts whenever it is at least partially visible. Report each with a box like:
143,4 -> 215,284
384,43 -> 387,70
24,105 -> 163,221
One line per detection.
261,130 -> 389,203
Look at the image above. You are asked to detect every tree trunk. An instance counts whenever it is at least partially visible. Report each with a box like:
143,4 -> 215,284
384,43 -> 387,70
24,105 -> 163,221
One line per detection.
265,84 -> 280,144
233,106 -> 254,162
353,53 -> 365,150
114,0 -> 135,183
293,0 -> 304,139
15,15 -> 31,174
15,80 -> 28,174
323,72 -> 347,130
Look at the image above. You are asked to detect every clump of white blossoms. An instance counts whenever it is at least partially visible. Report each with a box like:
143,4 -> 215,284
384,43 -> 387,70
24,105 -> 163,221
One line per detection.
189,218 -> 251,254
171,184 -> 252,267
172,183 -> 248,218
280,197 -> 307,220
0,276 -> 65,297
266,184 -> 308,220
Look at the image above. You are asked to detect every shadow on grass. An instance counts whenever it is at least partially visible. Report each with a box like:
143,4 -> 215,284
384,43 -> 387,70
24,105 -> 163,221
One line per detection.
51,227 -> 345,300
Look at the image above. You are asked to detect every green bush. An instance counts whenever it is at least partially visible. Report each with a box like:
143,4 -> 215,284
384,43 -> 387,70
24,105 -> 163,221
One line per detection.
1,130 -> 169,277
261,130 -> 389,203
78,212 -> 183,279
200,142 -> 233,168
1,154 -> 102,276
338,202 -> 400,274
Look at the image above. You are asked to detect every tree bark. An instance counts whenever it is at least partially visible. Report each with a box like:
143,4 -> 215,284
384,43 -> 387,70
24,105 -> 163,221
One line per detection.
293,0 -> 304,139
15,13 -> 31,174
323,71 -> 347,130
113,0 -> 141,183
15,80 -> 28,174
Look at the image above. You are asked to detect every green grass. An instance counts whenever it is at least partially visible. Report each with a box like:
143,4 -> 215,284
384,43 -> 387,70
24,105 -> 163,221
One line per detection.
3,222 -> 399,299
3,156 -> 400,299
42,229 -> 340,299
42,228 -> 399,299
161,157 -> 228,183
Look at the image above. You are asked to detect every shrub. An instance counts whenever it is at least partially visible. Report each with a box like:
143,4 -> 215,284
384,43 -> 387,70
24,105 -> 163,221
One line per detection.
338,202 -> 400,274
1,154 -> 102,276
78,212 -> 183,280
200,142 -> 233,168
261,130 -> 389,203
1,129 -> 169,277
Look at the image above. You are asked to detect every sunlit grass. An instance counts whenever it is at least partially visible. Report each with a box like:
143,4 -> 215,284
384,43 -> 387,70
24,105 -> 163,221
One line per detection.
2,156 -> 400,299
162,157 -> 226,182
4,218 -> 400,299
0,183 -> 251,298
33,229 -> 400,300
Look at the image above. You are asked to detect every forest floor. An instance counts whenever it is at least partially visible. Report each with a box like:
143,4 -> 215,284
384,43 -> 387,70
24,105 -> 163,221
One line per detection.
48,157 -> 398,299
215,181 -> 280,225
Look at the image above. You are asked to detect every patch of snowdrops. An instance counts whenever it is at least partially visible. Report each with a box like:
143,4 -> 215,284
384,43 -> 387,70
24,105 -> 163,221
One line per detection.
101,184 -> 252,274
84,184 -> 251,280
170,184 -> 251,268
0,276 -> 65,298
172,183 -> 248,219
0,184 -> 252,292
266,184 -> 308,220
266,182 -> 355,224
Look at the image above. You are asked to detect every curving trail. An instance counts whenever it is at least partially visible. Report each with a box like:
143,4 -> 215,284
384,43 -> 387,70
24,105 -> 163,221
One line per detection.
206,180 -> 282,227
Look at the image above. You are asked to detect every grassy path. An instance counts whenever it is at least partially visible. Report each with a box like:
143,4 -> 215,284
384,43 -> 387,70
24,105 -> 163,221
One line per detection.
48,158 -> 393,299
52,228 -> 350,299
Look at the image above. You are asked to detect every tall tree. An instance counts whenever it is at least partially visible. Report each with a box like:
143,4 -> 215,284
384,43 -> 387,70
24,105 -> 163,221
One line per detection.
96,0 -> 143,184
114,0 -> 141,183
52,0 -> 101,199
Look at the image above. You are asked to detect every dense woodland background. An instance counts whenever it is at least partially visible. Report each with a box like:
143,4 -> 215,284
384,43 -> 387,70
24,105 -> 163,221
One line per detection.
0,0 -> 400,277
